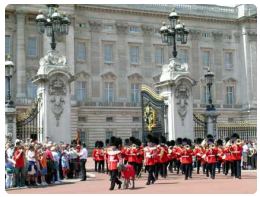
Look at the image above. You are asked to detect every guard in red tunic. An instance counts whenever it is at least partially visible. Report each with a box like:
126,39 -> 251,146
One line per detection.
158,135 -> 169,178
135,139 -> 144,177
173,138 -> 183,175
230,133 -> 243,179
167,140 -> 175,173
122,138 -> 130,164
95,141 -> 105,173
92,141 -> 99,172
107,136 -> 122,190
193,138 -> 203,174
127,137 -> 138,174
216,139 -> 224,174
222,137 -> 233,176
205,138 -> 218,179
180,138 -> 193,180
144,135 -> 157,185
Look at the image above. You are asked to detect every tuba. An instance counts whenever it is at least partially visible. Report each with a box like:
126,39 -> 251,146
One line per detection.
209,144 -> 215,149
185,144 -> 190,149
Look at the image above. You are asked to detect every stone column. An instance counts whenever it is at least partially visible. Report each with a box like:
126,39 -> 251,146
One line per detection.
141,24 -> 153,65
202,111 -> 220,139
156,60 -> 196,140
16,11 -> 26,98
33,50 -> 74,143
5,107 -> 17,143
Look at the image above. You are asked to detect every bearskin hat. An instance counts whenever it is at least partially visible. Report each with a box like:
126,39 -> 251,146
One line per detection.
170,140 -> 175,146
124,138 -> 130,145
182,138 -> 188,145
153,136 -> 159,145
176,138 -> 182,145
130,136 -> 136,144
231,133 -> 240,140
135,138 -> 142,147
95,141 -> 99,148
146,134 -> 153,143
216,139 -> 223,146
206,134 -> 214,140
208,138 -> 214,145
225,137 -> 230,143
110,136 -> 117,146
187,138 -> 192,146
99,141 -> 104,148
160,135 -> 166,144
115,137 -> 122,148
105,139 -> 110,146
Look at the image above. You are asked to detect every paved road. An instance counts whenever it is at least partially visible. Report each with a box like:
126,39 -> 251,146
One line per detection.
7,158 -> 257,194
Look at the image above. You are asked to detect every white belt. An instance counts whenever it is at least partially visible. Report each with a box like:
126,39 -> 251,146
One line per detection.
232,151 -> 240,153
182,156 -> 189,158
208,155 -> 215,157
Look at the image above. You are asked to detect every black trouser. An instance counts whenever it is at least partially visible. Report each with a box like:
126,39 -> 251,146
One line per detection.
147,165 -> 155,184
208,163 -> 216,179
216,160 -> 221,173
168,160 -> 173,172
154,163 -> 160,179
80,159 -> 87,180
94,160 -> 97,171
110,170 -> 122,190
175,160 -> 181,174
189,163 -> 193,177
182,163 -> 191,179
233,160 -> 241,178
196,159 -> 201,174
203,163 -> 207,174
136,163 -> 142,176
223,161 -> 233,175
98,160 -> 104,173
160,162 -> 167,178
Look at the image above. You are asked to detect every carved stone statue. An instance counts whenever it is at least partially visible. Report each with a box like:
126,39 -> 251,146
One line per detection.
39,50 -> 67,67
175,82 -> 190,125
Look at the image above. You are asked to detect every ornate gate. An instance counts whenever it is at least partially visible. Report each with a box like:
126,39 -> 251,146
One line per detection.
16,98 -> 42,142
141,84 -> 166,141
193,113 -> 207,138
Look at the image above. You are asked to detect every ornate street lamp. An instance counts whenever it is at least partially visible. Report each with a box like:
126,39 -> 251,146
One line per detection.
205,68 -> 215,111
5,57 -> 15,108
36,4 -> 71,50
160,7 -> 189,58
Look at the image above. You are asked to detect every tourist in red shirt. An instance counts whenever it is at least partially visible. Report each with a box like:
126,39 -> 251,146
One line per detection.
13,145 -> 26,188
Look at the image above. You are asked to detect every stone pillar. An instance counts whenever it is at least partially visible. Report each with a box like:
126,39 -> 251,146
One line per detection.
155,59 -> 196,140
202,111 -> 220,139
33,50 -> 74,143
5,107 -> 17,143
16,11 -> 26,98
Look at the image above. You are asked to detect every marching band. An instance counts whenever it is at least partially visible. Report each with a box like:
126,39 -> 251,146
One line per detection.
93,132 -> 246,190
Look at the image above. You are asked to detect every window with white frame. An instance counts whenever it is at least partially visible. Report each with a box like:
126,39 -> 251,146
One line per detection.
155,47 -> 164,65
131,83 -> 140,103
226,86 -> 235,105
179,49 -> 189,64
129,26 -> 140,33
224,51 -> 233,69
130,46 -> 140,64
203,86 -> 209,104
76,81 -> 87,102
27,80 -> 37,98
131,130 -> 140,139
106,130 -> 113,140
202,50 -> 210,67
104,82 -> 114,102
5,35 -> 12,56
27,37 -> 37,57
77,42 -> 86,61
104,43 -> 113,64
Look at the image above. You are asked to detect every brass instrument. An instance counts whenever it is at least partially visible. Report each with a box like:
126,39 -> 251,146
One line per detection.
201,139 -> 207,147
185,144 -> 190,149
209,144 -> 215,149
236,139 -> 242,145
225,140 -> 231,147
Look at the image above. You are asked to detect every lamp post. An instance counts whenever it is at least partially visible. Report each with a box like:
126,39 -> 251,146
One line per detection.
160,7 -> 189,58
204,68 -> 215,111
36,4 -> 71,50
5,57 -> 15,108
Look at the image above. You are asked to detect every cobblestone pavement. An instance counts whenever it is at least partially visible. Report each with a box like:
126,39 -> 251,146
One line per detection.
6,158 -> 257,194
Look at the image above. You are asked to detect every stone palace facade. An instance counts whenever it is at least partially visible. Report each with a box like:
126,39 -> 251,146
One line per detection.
5,4 -> 257,147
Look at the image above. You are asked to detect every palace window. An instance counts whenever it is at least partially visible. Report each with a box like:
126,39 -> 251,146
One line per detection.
131,83 -> 140,103
130,46 -> 140,65
179,49 -> 189,64
226,86 -> 235,105
76,81 -> 87,102
104,82 -> 114,102
106,130 -> 113,140
155,47 -> 164,65
202,50 -> 210,67
77,42 -> 87,61
129,26 -> 140,33
5,35 -> 12,56
104,44 -> 113,64
224,51 -> 233,69
27,37 -> 37,57
27,80 -> 37,98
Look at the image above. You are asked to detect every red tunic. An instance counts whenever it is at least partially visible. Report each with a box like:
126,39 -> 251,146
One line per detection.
136,147 -> 144,164
223,146 -> 232,161
107,150 -> 121,170
193,146 -> 203,161
158,145 -> 169,163
95,148 -> 105,161
180,148 -> 193,164
92,148 -> 97,161
230,144 -> 242,161
121,164 -> 135,180
127,147 -> 138,163
144,146 -> 157,166
206,148 -> 218,164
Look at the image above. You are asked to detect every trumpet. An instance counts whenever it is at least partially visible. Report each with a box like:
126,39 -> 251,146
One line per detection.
225,140 -> 232,147
236,139 -> 242,145
209,144 -> 215,149
201,139 -> 207,147
185,144 -> 190,149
